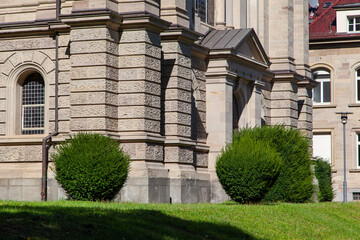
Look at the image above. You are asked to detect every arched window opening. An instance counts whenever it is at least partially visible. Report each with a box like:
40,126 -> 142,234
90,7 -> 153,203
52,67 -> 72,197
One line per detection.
313,69 -> 331,104
21,72 -> 45,135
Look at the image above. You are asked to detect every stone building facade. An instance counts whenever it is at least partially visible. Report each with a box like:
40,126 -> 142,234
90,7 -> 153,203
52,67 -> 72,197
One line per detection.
310,0 -> 360,202
0,0 -> 313,203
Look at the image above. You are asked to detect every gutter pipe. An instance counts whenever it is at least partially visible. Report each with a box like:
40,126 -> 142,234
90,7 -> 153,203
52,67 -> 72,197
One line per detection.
41,0 -> 60,201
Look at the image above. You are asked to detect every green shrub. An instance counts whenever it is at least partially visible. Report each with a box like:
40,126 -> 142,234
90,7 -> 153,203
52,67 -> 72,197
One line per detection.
233,126 -> 314,203
314,157 -> 334,202
52,133 -> 130,201
216,135 -> 283,204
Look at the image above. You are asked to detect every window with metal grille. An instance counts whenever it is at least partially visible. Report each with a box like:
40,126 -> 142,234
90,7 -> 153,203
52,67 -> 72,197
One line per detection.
353,192 -> 360,201
21,73 -> 45,135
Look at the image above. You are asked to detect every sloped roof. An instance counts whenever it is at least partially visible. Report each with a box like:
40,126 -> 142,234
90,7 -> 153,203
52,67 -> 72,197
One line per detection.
200,29 -> 251,49
199,28 -> 270,66
310,0 -> 360,40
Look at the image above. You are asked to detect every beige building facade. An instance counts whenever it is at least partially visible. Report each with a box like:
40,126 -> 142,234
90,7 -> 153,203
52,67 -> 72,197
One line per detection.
310,0 -> 360,202
0,0 -> 313,203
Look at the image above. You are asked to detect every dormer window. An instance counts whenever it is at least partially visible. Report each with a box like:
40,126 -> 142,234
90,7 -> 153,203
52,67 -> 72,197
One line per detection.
348,16 -> 360,32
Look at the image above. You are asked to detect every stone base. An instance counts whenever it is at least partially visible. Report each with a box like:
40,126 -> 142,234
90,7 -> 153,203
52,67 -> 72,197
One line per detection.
0,178 -> 65,201
166,164 -> 210,203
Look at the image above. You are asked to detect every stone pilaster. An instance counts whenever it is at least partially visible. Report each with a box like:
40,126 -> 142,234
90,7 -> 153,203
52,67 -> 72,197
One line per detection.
160,0 -> 189,28
68,23 -> 119,135
161,27 -> 209,203
117,13 -> 171,203
298,79 -> 317,140
294,0 -> 312,79
270,73 -> 300,128
206,69 -> 235,202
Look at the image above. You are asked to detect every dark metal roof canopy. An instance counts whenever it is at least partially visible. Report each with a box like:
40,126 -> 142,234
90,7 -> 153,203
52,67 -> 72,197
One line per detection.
198,28 -> 270,66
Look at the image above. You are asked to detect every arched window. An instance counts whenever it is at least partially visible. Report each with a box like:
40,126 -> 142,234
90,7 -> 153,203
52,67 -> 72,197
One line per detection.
21,72 -> 45,135
313,69 -> 331,104
356,69 -> 360,102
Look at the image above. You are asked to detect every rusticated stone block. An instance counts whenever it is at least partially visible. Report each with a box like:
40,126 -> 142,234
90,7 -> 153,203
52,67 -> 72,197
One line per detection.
119,68 -> 161,82
164,77 -> 192,91
163,53 -> 192,67
119,42 -> 161,58
118,106 -> 160,120
0,38 -> 54,52
118,81 -> 160,95
165,124 -> 191,137
71,41 -> 118,55
70,79 -> 118,93
164,146 -> 193,163
165,89 -> 191,102
120,30 -> 160,45
121,142 -> 163,161
118,94 -> 160,107
0,145 -> 42,162
165,112 -> 191,125
71,105 -> 117,118
165,100 -> 191,113
70,118 -> 117,131
71,53 -> 118,68
119,55 -> 160,71
162,65 -> 191,79
70,92 -> 117,105
162,42 -> 192,56
71,66 -> 118,80
195,152 -> 208,167
118,119 -> 160,132
71,28 -> 119,42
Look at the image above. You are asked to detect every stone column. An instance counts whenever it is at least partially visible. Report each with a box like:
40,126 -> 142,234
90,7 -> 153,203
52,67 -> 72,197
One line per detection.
247,80 -> 265,127
215,0 -> 226,29
206,67 -> 235,202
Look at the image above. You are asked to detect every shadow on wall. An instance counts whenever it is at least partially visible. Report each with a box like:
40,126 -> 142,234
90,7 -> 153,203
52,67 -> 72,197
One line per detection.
0,204 -> 262,240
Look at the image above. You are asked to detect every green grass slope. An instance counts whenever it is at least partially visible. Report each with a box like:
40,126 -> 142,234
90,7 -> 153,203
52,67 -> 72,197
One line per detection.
1,201 -> 360,240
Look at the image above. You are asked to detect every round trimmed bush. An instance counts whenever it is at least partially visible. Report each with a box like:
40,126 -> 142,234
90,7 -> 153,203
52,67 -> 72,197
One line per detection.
233,126 -> 314,203
315,157 -> 334,202
216,135 -> 283,204
52,133 -> 130,201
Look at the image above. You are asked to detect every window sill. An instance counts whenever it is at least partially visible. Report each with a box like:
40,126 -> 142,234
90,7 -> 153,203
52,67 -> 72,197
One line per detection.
313,104 -> 336,109
331,169 -> 337,173
349,169 -> 360,173
348,103 -> 360,107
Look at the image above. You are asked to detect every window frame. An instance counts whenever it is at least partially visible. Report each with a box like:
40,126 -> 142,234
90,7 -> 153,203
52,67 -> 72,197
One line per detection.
356,133 -> 360,168
6,65 -> 48,136
312,69 -> 331,105
356,68 -> 360,103
348,16 -> 360,33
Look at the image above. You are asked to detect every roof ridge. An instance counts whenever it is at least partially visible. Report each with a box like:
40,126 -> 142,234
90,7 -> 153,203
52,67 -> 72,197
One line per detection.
309,0 -> 341,28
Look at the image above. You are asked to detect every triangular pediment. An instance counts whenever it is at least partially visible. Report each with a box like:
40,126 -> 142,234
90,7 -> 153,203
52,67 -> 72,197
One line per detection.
199,28 -> 270,67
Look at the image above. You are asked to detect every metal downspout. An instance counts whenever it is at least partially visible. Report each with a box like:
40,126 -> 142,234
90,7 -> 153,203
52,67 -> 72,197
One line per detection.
41,0 -> 60,201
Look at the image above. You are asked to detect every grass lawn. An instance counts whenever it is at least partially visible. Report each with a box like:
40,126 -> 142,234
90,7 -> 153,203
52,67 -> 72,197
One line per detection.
1,201 -> 360,240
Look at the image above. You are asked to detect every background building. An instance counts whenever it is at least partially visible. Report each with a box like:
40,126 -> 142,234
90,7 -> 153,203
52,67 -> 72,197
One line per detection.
0,0 -> 313,203
310,0 -> 360,201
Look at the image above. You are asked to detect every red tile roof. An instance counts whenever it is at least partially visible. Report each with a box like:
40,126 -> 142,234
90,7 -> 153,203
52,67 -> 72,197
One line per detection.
309,0 -> 360,40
